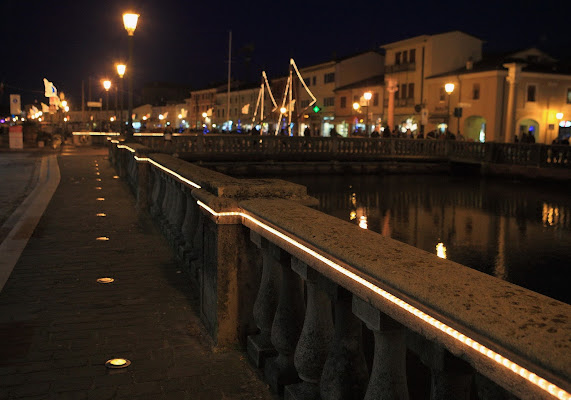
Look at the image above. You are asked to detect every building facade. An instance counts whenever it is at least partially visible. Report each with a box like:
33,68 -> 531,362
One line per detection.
424,48 -> 571,143
381,31 -> 483,134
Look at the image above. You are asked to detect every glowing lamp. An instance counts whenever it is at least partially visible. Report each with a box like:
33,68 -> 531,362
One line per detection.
445,83 -> 455,94
280,107 -> 287,114
103,80 -> 111,91
123,13 -> 139,36
202,112 -> 207,118
556,112 -> 563,120
353,102 -> 360,110
363,91 -> 372,101
116,63 -> 126,78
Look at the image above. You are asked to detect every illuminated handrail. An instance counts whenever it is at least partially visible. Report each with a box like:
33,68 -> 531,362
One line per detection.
201,198 -> 571,399
111,141 -> 571,399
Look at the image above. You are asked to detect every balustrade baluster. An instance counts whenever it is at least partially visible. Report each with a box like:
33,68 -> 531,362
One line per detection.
265,244 -> 305,394
315,285 -> 368,400
353,296 -> 409,400
179,186 -> 199,266
170,181 -> 186,247
248,232 -> 279,368
161,176 -> 174,231
150,169 -> 165,217
285,258 -> 334,400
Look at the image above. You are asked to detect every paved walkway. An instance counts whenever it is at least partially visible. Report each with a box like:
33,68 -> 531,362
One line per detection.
0,146 -> 275,400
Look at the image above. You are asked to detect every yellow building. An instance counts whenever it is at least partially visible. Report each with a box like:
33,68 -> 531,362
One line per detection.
425,48 -> 571,143
381,31 -> 483,134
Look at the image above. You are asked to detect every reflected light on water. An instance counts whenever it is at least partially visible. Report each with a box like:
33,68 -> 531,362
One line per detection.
359,216 -> 368,229
350,211 -> 357,220
436,242 -> 447,259
542,203 -> 561,227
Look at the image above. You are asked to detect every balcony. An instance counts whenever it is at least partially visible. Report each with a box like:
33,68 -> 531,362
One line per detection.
386,62 -> 416,73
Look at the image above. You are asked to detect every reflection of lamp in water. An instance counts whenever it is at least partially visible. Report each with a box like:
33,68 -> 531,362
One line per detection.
436,242 -> 447,259
359,216 -> 368,230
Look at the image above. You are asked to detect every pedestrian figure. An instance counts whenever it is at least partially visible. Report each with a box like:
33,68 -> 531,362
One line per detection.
304,127 -> 311,137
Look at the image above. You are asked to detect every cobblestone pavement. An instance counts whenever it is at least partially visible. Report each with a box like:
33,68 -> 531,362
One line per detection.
0,146 -> 275,400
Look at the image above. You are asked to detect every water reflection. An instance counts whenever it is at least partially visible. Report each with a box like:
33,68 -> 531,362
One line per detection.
277,174 -> 571,304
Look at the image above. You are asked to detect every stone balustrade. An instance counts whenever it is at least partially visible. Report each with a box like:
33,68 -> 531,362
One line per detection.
130,134 -> 571,169
109,139 -> 571,400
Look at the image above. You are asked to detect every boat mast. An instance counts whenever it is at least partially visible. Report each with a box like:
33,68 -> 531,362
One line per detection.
227,30 -> 231,130
288,62 -> 293,135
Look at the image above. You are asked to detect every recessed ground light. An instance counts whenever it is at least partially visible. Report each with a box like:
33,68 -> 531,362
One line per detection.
97,277 -> 114,284
96,198 -> 105,201
96,172 -> 100,175
95,187 -> 102,190
96,213 -> 106,217
96,237 -> 110,241
113,176 -> 119,179
96,178 -> 102,181
105,358 -> 131,369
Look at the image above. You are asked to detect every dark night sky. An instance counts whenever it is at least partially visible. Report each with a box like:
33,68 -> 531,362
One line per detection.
1,0 -> 569,110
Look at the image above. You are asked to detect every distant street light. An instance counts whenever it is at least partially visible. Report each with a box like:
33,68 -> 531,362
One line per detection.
103,80 -> 111,112
123,12 -> 139,139
444,83 -> 455,132
116,63 -> 126,134
364,91 -> 372,136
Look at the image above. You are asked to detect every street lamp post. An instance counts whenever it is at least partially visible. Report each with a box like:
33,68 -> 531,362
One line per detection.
352,102 -> 360,136
444,83 -> 455,135
363,91 -> 372,136
123,12 -> 139,139
103,80 -> 111,112
103,80 -> 111,131
116,63 -> 126,134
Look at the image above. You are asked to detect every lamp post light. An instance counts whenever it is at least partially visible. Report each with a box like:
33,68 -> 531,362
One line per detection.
123,12 -> 139,139
116,63 -> 126,134
363,91 -> 372,136
353,102 -> 360,136
444,83 -> 455,134
103,80 -> 111,112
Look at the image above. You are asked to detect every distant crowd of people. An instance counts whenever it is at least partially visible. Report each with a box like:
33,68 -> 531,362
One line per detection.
162,123 -> 569,145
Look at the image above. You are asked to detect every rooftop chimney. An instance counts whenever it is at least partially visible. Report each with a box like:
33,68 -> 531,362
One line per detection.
466,58 -> 474,70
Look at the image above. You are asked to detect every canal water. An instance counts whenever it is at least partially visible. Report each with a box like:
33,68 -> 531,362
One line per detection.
270,173 -> 570,304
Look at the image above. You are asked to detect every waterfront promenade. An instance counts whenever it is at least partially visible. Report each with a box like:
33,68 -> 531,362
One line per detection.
0,146 -> 274,399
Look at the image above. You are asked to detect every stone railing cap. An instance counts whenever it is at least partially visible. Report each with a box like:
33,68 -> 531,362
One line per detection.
239,197 -> 571,381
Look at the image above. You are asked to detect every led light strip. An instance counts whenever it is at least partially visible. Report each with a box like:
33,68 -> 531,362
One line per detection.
197,199 -> 570,400
134,156 -> 201,189
73,132 -> 120,136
